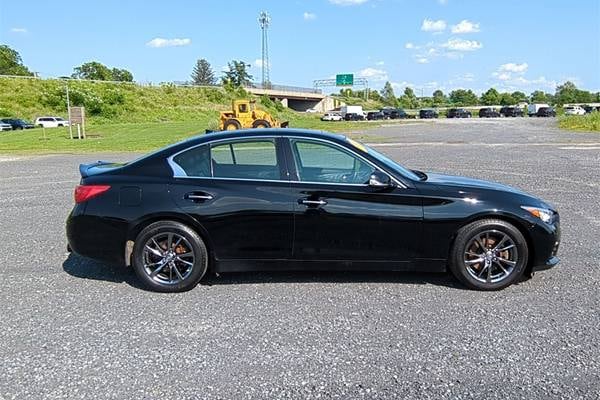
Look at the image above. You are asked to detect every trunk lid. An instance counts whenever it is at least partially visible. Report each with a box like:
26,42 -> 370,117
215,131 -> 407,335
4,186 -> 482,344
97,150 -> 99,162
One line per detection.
79,161 -> 126,178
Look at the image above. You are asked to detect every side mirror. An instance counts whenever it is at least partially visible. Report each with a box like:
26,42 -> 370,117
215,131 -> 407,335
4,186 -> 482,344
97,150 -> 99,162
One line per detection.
369,171 -> 392,188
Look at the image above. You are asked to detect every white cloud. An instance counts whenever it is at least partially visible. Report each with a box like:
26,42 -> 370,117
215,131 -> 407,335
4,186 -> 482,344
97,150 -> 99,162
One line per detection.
451,20 -> 480,34
303,12 -> 316,20
10,27 -> 28,33
421,19 -> 447,32
493,72 -> 512,81
146,38 -> 191,48
442,38 -> 482,51
358,67 -> 388,81
405,42 -> 415,49
438,0 -> 448,4
328,0 -> 368,5
416,58 -> 429,64
498,62 -> 528,73
375,60 -> 385,66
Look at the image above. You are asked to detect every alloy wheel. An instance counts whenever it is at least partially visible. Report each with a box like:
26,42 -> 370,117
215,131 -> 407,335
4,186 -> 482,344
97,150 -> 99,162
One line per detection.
142,232 -> 195,285
463,230 -> 518,284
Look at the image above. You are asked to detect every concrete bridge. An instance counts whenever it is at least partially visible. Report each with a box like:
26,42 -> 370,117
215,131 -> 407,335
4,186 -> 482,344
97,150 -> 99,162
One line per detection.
244,84 -> 338,112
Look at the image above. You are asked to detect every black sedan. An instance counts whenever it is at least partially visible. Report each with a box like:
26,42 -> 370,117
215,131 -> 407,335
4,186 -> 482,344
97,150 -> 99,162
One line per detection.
0,118 -> 35,130
67,129 -> 560,292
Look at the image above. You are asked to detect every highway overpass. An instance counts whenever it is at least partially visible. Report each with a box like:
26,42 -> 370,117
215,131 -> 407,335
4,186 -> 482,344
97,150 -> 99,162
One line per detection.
244,84 -> 339,112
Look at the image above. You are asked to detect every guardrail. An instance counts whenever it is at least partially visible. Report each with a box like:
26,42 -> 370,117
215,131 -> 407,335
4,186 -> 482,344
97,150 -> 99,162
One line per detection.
244,83 -> 322,94
0,74 -> 321,94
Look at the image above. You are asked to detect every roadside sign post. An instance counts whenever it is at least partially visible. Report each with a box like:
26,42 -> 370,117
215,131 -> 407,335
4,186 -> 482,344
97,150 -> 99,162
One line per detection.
70,106 -> 86,139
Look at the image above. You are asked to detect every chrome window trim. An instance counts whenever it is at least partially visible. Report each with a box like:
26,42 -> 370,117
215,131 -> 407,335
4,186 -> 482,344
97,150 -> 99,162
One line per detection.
167,134 -> 407,188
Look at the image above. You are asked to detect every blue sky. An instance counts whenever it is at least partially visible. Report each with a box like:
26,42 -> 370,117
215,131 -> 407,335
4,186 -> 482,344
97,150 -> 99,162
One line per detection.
2,0 -> 599,95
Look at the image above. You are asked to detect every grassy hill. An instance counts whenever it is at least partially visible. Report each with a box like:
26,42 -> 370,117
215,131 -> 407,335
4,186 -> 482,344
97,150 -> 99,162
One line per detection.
0,77 -> 392,153
0,76 -> 245,125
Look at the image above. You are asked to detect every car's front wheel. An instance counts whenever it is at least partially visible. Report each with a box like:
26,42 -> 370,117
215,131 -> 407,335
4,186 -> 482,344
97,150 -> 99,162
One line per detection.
132,221 -> 208,292
449,219 -> 528,290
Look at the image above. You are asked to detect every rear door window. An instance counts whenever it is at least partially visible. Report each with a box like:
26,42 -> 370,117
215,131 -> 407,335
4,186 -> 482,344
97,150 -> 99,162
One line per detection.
211,140 -> 280,180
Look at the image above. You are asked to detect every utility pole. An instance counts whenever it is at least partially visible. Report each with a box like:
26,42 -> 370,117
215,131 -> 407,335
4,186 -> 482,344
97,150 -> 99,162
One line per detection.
66,85 -> 73,139
258,11 -> 271,88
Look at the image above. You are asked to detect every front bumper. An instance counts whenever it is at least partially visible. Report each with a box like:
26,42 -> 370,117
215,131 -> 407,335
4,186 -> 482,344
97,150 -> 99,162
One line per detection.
532,256 -> 560,272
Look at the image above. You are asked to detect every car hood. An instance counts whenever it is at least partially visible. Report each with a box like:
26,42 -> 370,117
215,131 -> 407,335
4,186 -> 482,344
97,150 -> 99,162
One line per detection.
424,172 -> 530,196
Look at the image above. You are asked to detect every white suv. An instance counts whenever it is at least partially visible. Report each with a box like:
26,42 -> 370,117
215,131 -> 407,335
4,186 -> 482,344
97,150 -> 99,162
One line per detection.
321,113 -> 343,121
35,116 -> 70,128
563,106 -> 586,116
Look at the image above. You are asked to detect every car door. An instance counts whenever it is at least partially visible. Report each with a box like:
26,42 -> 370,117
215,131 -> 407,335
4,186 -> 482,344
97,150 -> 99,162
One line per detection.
168,136 -> 294,261
284,137 -> 423,263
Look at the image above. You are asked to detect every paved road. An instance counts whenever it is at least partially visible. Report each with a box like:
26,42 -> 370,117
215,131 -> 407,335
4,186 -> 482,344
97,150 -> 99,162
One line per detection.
1,119 -> 599,399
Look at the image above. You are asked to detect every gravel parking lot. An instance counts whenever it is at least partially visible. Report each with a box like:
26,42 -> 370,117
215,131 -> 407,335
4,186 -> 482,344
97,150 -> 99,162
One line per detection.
1,118 -> 599,399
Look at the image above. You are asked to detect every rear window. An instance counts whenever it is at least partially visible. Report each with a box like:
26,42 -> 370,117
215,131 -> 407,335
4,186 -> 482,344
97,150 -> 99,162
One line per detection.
171,139 -> 280,180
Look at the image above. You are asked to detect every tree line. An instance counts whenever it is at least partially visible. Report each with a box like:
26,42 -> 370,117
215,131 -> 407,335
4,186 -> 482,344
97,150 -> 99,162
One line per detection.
2,44 -> 597,106
344,81 -> 600,108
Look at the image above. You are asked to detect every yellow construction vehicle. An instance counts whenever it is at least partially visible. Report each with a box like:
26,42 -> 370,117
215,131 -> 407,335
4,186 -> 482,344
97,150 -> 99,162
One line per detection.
219,99 -> 289,131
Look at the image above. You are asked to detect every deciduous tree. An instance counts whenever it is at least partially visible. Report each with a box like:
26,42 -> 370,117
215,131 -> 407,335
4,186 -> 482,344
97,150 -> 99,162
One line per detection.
0,45 -> 33,76
221,60 -> 253,87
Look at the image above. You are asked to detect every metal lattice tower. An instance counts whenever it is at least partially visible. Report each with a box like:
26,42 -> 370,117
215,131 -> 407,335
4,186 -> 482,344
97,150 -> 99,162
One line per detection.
258,11 -> 271,87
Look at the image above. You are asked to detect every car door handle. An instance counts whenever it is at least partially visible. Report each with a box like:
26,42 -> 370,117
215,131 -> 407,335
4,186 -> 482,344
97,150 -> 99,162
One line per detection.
185,192 -> 214,202
299,199 -> 327,207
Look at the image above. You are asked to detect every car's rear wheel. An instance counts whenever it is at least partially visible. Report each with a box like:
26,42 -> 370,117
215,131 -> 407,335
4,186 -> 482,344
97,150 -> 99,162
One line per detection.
132,221 -> 208,292
449,219 -> 528,290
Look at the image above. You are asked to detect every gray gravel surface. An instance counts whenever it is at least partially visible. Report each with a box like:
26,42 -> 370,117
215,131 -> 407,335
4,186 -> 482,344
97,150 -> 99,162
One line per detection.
1,119 -> 599,399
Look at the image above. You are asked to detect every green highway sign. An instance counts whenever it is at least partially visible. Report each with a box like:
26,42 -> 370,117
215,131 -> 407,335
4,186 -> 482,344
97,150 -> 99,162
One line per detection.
336,74 -> 354,86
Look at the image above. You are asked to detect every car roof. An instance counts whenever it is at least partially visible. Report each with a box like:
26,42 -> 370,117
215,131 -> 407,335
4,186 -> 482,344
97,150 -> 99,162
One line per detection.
129,128 -> 351,167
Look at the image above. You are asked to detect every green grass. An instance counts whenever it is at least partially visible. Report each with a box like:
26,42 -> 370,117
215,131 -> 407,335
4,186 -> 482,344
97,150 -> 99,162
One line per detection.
0,118 -> 399,154
558,112 -> 600,132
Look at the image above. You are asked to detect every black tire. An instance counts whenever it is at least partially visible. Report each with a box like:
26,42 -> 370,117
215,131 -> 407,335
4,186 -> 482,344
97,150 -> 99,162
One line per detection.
449,219 -> 528,291
223,119 -> 242,131
252,119 -> 271,129
132,221 -> 208,292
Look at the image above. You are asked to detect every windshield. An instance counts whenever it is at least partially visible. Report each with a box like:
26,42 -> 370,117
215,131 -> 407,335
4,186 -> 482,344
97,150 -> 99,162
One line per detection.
347,140 -> 421,181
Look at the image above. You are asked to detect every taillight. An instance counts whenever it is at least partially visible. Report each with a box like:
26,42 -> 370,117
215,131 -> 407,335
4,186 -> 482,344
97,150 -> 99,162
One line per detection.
74,185 -> 111,203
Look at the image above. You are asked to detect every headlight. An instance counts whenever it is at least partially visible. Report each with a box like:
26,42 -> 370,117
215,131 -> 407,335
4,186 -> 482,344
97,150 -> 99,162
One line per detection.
521,206 -> 554,223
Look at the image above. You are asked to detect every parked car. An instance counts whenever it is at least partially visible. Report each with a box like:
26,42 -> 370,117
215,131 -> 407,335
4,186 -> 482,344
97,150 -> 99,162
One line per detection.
380,108 -> 408,119
419,109 -> 438,119
366,111 -> 385,120
66,128 -> 560,292
536,107 -> 556,117
321,113 -> 343,122
0,122 -> 13,131
0,118 -> 35,130
447,108 -> 472,118
582,105 -> 595,114
478,108 -> 501,118
34,116 -> 70,128
344,113 -> 364,121
390,108 -> 408,119
499,107 -> 524,117
563,105 -> 586,116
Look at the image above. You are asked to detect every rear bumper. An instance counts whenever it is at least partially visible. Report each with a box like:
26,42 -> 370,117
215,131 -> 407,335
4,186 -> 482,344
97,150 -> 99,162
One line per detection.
66,210 -> 127,266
